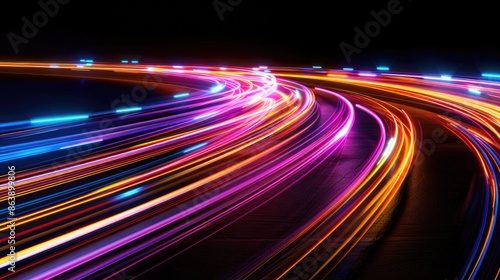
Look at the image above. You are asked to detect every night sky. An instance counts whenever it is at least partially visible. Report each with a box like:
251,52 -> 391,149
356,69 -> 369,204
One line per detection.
0,0 -> 499,74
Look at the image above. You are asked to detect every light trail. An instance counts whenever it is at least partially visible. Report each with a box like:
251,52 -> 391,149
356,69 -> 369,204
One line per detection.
0,63 -> 498,279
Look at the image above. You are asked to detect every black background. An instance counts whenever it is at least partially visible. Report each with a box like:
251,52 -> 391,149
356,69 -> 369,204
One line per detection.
0,1 -> 498,279
0,0 -> 499,75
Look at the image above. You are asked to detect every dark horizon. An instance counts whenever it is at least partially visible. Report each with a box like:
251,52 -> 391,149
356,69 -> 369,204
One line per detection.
1,0 -> 499,75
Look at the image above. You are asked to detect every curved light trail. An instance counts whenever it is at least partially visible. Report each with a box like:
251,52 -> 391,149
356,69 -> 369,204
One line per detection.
0,62 -> 498,279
